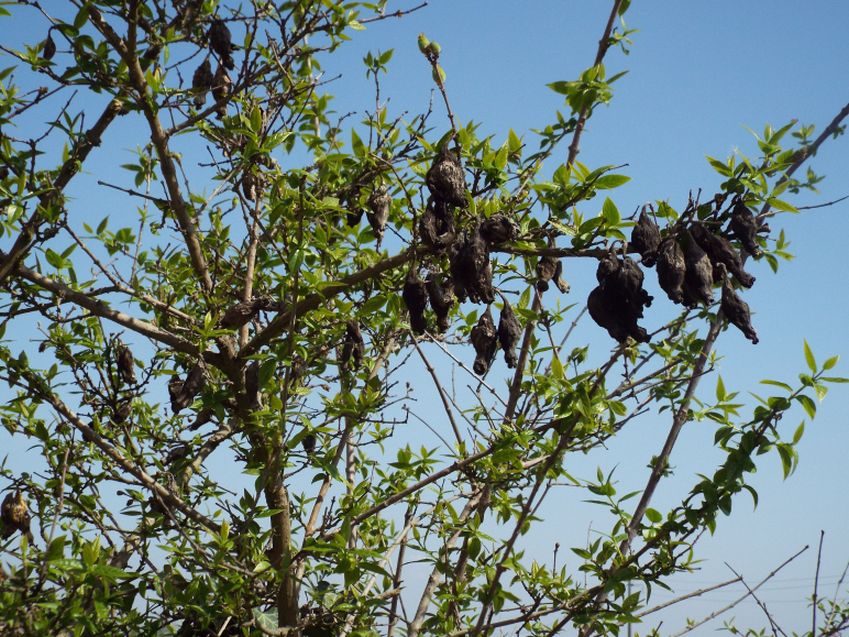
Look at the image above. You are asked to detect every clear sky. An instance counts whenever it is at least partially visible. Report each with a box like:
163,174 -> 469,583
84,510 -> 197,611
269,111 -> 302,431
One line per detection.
2,2 -> 848,635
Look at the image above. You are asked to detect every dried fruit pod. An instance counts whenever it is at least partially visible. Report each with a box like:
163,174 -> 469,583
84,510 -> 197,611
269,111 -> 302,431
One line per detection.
240,171 -> 264,201
426,145 -> 466,207
497,300 -> 521,368
340,320 -> 365,369
117,345 -> 136,385
470,307 -> 498,375
191,58 -> 213,108
656,237 -> 685,304
680,230 -> 714,307
168,377 -> 185,413
449,228 -> 493,304
211,64 -> 231,119
169,363 -> 206,413
367,186 -> 391,246
479,213 -> 518,246
42,30 -> 56,61
630,209 -> 661,267
719,265 -> 759,344
402,271 -> 428,334
729,199 -> 761,257
245,360 -> 260,408
1,490 -> 31,540
112,401 -> 132,424
208,18 -> 236,70
589,252 -> 652,343
426,274 -> 455,333
613,256 -> 653,314
536,256 -> 558,292
553,260 -> 570,293
690,222 -> 755,288
419,198 -> 455,250
302,432 -> 316,455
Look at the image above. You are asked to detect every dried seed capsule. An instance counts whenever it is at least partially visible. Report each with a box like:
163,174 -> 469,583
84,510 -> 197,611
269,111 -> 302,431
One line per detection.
631,209 -> 661,267
208,18 -> 235,70
402,271 -> 428,334
367,186 -> 391,246
730,199 -> 761,257
656,237 -> 685,304
170,364 -> 205,413
419,198 -> 455,250
112,401 -> 132,424
1,490 -> 31,540
340,320 -> 365,369
536,255 -> 558,292
680,230 -> 713,307
497,300 -> 521,368
690,222 -> 755,288
449,228 -> 493,304
426,274 -> 455,333
245,360 -> 260,408
42,30 -> 56,61
589,253 -> 651,344
588,285 -> 629,343
470,307 -> 498,375
426,145 -> 466,207
117,345 -> 136,385
719,267 -> 758,344
553,260 -> 570,293
241,171 -> 263,201
168,377 -> 185,413
302,432 -> 316,455
211,64 -> 231,119
191,58 -> 213,108
479,213 -> 518,246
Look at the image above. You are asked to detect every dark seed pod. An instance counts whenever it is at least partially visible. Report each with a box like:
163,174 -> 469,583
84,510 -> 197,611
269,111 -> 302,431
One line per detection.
680,230 -> 713,307
419,198 -> 455,250
426,274 -> 455,333
302,433 -> 316,455
211,64 -> 231,119
730,199 -> 761,257
183,363 -> 205,398
340,320 -> 365,370
497,300 -> 521,368
208,18 -> 236,70
553,260 -> 570,293
42,30 -> 56,61
656,237 -> 685,304
470,307 -> 498,375
170,363 -> 205,413
479,213 -> 518,246
536,256 -> 558,292
719,266 -> 759,344
245,360 -> 260,408
241,171 -> 263,201
402,271 -> 428,334
168,377 -> 185,413
346,207 -> 364,227
589,252 -> 652,343
631,209 -> 661,267
595,251 -> 620,284
588,286 -> 627,343
426,145 -> 466,207
112,401 -> 132,424
690,222 -> 755,288
614,256 -> 653,313
117,345 -> 136,385
1,490 -> 31,540
449,228 -> 493,304
191,58 -> 213,108
367,186 -> 391,246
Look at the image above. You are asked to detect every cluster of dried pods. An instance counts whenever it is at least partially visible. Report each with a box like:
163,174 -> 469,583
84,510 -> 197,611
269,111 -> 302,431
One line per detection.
591,197 -> 762,344
191,17 -> 237,119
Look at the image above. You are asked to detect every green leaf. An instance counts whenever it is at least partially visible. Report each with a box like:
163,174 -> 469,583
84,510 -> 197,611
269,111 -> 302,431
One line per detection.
803,340 -> 816,373
351,129 -> 365,158
601,197 -> 620,225
822,355 -> 839,371
795,394 -> 816,419
593,174 -> 630,189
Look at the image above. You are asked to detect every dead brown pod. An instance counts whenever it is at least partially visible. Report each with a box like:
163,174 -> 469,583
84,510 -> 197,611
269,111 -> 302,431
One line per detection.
449,227 -> 493,304
191,58 -> 213,108
630,208 -> 661,267
340,320 -> 365,370
680,229 -> 714,307
42,29 -> 56,61
117,345 -> 136,385
1,490 -> 32,541
302,433 -> 316,455
655,236 -> 685,304
690,222 -> 755,288
169,363 -> 206,413
112,401 -> 132,424
479,213 -> 518,246
536,256 -> 558,292
240,171 -> 264,201
729,198 -> 761,257
211,64 -> 231,119
367,186 -> 391,246
470,307 -> 498,375
497,300 -> 521,368
419,198 -> 455,250
426,274 -> 455,333
402,271 -> 429,334
718,265 -> 759,344
245,360 -> 260,408
426,144 -> 466,207
553,260 -> 570,293
208,18 -> 236,70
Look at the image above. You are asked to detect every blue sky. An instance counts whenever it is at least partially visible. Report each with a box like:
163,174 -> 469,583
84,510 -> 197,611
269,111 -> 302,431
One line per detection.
2,2 -> 848,635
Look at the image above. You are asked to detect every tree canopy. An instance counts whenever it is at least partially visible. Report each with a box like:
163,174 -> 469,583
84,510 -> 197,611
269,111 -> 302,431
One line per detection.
0,2 -> 847,636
